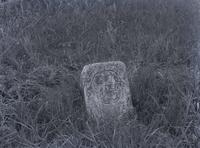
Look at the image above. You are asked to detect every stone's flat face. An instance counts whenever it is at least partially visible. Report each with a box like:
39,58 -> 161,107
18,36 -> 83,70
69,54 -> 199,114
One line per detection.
92,70 -> 122,104
81,61 -> 132,120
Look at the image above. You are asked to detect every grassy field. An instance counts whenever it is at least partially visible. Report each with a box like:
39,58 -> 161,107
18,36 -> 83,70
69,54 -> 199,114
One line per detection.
0,0 -> 200,147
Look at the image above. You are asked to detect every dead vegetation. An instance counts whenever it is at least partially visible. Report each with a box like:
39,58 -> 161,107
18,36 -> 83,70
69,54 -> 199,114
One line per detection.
0,0 -> 200,147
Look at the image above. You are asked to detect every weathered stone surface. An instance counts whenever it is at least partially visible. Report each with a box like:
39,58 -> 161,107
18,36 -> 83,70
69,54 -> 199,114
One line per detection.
81,61 -> 132,120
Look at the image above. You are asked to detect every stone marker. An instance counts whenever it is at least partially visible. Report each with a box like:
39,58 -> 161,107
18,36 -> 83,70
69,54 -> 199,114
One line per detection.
81,61 -> 132,120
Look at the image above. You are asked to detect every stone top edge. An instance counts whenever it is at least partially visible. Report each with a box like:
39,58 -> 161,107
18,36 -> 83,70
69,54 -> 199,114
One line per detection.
82,61 -> 125,70
80,61 -> 127,88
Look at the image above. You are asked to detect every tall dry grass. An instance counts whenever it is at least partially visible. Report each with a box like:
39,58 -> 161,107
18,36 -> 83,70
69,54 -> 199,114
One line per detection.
0,0 -> 200,147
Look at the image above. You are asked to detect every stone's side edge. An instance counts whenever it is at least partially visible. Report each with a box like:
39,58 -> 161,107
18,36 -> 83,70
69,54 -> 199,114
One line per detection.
80,64 -> 89,89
